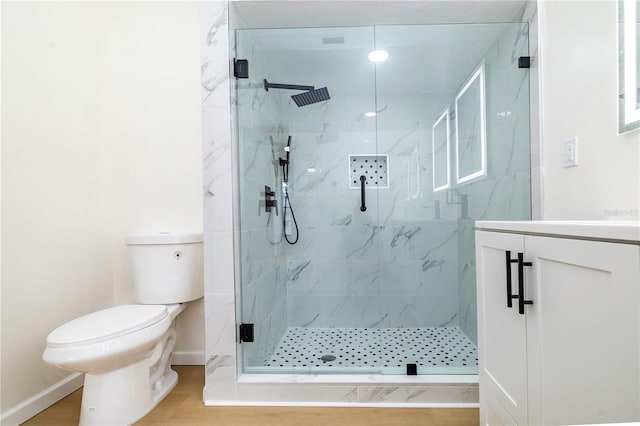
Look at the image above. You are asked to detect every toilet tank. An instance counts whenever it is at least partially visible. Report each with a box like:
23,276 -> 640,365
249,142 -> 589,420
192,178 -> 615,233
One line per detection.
125,233 -> 204,304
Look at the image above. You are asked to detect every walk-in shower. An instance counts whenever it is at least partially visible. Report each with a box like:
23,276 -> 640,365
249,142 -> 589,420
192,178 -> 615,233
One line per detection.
234,22 -> 531,376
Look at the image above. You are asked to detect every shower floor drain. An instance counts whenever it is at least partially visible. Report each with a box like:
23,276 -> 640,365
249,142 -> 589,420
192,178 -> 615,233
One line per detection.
320,355 -> 336,363
266,327 -> 477,371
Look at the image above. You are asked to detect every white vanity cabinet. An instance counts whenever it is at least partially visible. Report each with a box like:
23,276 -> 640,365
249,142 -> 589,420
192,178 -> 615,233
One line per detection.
476,221 -> 640,425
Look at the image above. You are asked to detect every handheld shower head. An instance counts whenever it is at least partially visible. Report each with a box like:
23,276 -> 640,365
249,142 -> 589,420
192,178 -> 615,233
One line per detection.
285,135 -> 291,162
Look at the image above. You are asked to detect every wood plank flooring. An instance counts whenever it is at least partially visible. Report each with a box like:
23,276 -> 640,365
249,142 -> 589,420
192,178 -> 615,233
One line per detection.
23,366 -> 479,425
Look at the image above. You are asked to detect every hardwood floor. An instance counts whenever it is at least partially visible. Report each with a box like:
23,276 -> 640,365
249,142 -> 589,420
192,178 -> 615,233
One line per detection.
23,366 -> 479,425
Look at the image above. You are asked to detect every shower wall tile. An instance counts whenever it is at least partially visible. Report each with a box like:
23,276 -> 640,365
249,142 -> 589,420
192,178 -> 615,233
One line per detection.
317,224 -> 381,261
287,295 -> 325,328
421,288 -> 459,327
323,295 -> 382,328
200,1 -> 229,109
202,107 -> 232,171
352,261 -> 380,296
204,355 -> 237,401
314,260 -> 353,295
204,169 -> 233,232
357,385 -> 478,404
204,231 -> 235,294
286,258 -> 316,295
204,292 -> 237,356
310,192 -> 362,227
382,296 -> 427,327
235,385 -> 359,403
379,261 -> 421,296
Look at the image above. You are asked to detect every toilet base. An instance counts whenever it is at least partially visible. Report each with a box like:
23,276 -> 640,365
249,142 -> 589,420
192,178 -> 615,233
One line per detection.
78,358 -> 178,426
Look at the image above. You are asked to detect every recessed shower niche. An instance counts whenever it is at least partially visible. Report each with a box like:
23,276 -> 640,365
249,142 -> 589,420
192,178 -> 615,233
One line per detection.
349,155 -> 389,188
234,21 -> 532,376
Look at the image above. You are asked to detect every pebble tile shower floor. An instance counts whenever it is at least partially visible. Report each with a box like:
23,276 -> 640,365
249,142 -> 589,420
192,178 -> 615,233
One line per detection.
267,327 -> 478,371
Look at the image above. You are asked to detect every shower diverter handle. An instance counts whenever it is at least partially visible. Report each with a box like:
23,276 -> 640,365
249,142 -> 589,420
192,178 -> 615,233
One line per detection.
359,175 -> 367,212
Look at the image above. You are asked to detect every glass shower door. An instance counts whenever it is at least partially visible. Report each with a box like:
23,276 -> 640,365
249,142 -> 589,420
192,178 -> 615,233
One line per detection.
236,26 -> 384,373
373,23 -> 530,375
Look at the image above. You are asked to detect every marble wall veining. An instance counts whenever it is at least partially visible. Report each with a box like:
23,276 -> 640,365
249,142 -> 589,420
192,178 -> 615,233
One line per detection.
200,0 -> 239,401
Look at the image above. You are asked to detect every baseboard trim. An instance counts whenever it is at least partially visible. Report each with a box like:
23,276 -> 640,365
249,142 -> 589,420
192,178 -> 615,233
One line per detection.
0,373 -> 84,426
172,350 -> 205,365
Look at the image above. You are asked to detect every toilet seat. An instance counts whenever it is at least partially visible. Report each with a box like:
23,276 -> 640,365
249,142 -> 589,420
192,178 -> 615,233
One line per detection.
47,305 -> 168,348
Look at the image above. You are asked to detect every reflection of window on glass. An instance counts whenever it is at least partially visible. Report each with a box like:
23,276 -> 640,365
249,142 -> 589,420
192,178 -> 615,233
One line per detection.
455,62 -> 486,185
432,108 -> 450,193
618,0 -> 640,133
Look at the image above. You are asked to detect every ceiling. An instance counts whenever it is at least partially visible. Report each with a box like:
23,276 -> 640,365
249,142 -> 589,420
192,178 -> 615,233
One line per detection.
231,1 -> 530,28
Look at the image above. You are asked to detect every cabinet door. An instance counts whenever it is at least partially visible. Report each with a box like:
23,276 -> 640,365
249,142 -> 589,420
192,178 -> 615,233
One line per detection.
525,236 -> 640,425
476,231 -> 528,425
482,393 -> 518,426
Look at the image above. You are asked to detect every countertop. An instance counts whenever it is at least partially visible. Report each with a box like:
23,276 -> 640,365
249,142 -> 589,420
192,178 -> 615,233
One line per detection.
475,220 -> 640,244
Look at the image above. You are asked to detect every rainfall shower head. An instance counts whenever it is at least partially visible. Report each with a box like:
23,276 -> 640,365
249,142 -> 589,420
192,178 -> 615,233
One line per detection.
291,87 -> 330,107
263,79 -> 331,107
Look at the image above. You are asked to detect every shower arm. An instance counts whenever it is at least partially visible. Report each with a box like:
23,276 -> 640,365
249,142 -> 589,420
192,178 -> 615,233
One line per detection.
264,79 -> 314,92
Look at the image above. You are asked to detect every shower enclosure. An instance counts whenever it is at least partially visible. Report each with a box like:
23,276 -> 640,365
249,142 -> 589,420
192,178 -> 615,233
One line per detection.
234,23 -> 531,376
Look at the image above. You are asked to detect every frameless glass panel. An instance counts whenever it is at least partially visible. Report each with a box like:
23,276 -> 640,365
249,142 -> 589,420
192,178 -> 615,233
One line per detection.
236,27 -> 381,373
236,22 -> 530,376
373,23 -> 530,375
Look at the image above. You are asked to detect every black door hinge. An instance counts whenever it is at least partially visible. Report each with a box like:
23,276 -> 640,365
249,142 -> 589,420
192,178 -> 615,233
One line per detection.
234,59 -> 249,78
518,56 -> 531,69
239,323 -> 254,342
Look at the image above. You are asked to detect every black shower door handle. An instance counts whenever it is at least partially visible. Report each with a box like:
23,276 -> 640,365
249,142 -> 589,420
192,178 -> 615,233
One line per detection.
359,175 -> 367,212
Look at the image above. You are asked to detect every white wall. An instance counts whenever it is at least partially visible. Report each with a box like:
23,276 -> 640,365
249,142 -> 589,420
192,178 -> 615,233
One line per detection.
1,2 -> 115,413
539,0 -> 640,220
1,1 -> 203,419
99,2 -> 204,355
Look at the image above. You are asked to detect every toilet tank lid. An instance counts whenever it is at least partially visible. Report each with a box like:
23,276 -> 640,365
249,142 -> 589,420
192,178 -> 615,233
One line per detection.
125,232 -> 203,245
46,305 -> 168,348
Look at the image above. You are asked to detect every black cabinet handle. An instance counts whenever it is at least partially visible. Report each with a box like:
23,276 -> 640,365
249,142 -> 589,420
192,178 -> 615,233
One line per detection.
505,251 -> 519,308
517,252 -> 533,315
360,175 -> 367,212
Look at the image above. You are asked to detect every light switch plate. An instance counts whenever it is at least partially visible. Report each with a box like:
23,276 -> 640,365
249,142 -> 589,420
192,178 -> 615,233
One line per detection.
564,137 -> 578,167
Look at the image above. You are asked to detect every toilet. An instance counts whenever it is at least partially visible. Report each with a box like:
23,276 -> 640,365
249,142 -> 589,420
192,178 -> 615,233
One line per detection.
42,233 -> 203,426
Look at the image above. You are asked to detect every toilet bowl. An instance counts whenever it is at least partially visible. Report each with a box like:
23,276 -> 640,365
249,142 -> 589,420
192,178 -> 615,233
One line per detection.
42,233 -> 203,426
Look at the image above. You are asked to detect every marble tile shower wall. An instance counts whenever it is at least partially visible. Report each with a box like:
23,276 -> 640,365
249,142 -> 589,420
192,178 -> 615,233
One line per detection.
277,22 -> 531,339
200,0 -> 238,395
236,31 -> 291,367
454,23 -> 532,344
283,92 -> 461,330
